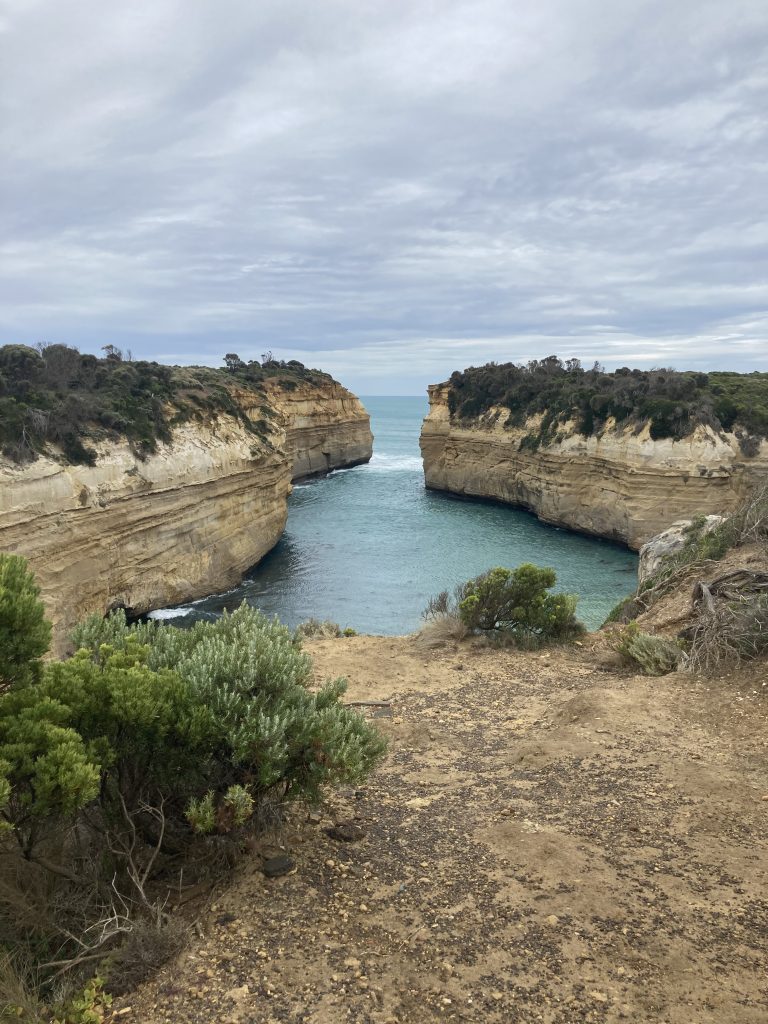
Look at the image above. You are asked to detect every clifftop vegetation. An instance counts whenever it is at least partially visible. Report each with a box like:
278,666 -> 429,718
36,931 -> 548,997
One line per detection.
0,344 -> 334,466
445,355 -> 768,449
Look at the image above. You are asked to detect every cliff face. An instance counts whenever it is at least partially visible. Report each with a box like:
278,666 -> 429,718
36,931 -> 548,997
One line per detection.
420,384 -> 768,549
0,380 -> 372,652
264,379 -> 373,480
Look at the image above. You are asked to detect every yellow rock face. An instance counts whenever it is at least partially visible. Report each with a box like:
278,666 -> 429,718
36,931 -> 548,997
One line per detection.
419,383 -> 767,550
264,378 -> 374,480
0,379 -> 372,652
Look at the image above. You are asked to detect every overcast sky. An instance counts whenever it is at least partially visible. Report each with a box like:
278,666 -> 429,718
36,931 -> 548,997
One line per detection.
1,1 -> 766,394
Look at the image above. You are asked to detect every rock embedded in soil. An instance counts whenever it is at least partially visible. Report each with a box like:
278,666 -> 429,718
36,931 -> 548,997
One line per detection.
325,822 -> 366,843
262,854 -> 297,878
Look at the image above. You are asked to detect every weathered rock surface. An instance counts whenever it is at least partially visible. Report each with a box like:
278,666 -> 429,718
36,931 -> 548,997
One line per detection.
638,515 -> 726,582
0,379 -> 372,652
420,383 -> 768,549
264,379 -> 373,480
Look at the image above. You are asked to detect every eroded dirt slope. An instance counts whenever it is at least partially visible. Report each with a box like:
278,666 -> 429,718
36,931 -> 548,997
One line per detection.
119,636 -> 768,1024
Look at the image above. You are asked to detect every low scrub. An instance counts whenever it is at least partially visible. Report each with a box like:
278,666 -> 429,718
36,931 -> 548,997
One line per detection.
414,615 -> 468,649
605,482 -> 768,625
295,618 -> 358,639
610,622 -> 683,675
445,355 -> 768,444
0,343 -> 334,466
0,555 -> 385,1013
683,574 -> 768,675
423,564 -> 583,648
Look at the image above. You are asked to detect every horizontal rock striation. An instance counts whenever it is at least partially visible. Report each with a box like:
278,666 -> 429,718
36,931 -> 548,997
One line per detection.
420,383 -> 768,550
265,379 -> 373,480
0,380 -> 372,652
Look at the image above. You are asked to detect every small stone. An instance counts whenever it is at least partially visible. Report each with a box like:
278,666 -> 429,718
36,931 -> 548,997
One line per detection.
545,914 -> 560,926
262,854 -> 296,878
359,903 -> 369,912
589,991 -> 608,1002
325,859 -> 336,868
308,809 -> 323,824
225,984 -> 249,1002
326,822 -> 366,843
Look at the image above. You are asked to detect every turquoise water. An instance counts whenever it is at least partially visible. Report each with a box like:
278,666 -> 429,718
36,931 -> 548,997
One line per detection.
153,397 -> 637,633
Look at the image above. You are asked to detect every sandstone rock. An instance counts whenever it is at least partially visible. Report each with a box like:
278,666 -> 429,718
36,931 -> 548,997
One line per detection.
419,383 -> 765,550
637,515 -> 726,582
0,378 -> 372,653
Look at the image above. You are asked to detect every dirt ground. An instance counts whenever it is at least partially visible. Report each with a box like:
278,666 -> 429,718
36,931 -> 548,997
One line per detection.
116,633 -> 768,1024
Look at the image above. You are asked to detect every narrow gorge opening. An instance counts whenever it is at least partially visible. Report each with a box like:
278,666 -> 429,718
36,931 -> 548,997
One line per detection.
152,397 -> 638,634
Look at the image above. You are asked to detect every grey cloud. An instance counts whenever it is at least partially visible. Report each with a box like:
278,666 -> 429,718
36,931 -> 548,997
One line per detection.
1,0 -> 766,392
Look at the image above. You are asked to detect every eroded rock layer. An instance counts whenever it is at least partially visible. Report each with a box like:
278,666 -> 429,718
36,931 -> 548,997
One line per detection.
420,383 -> 767,549
265,379 -> 374,479
0,380 -> 372,651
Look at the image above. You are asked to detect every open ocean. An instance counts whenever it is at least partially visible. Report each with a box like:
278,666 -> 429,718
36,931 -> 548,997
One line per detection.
150,396 -> 638,633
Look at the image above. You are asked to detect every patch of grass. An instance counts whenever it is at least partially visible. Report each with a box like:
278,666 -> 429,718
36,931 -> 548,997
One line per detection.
414,615 -> 468,650
102,917 -> 187,997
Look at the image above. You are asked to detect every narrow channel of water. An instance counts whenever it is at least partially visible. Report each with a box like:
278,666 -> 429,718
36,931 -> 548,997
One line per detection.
151,397 -> 637,633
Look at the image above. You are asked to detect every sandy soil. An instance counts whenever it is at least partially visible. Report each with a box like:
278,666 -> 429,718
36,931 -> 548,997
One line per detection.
117,634 -> 768,1024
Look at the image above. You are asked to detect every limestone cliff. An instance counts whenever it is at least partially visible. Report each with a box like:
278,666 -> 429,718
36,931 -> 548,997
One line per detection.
263,379 -> 373,479
0,379 -> 372,652
420,383 -> 768,549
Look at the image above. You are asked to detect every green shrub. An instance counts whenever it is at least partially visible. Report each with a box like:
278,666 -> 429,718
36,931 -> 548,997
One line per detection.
68,604 -> 387,809
603,594 -> 634,625
456,564 -> 583,645
295,618 -> 357,639
611,622 -> 682,675
0,344 -> 339,466
0,562 -> 386,1008
445,356 -> 768,443
51,975 -> 112,1024
0,554 -> 51,689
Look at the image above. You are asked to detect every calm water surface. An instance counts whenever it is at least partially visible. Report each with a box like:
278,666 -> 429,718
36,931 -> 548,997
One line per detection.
152,397 -> 637,633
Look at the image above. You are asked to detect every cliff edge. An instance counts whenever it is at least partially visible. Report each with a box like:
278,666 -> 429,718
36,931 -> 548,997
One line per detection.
420,361 -> 768,549
0,353 -> 372,650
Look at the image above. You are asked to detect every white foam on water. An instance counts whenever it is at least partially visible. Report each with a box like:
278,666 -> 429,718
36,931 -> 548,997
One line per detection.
147,606 -> 195,620
365,453 -> 423,473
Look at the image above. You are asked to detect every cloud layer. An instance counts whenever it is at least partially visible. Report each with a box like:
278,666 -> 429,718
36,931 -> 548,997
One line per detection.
1,0 -> 766,392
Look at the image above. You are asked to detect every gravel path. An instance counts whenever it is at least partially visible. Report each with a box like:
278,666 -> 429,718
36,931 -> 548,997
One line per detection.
117,637 -> 768,1024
